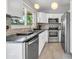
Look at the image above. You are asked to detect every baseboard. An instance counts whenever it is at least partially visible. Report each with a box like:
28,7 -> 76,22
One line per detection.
48,42 -> 62,43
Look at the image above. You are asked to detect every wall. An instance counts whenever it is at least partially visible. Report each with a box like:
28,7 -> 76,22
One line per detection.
47,14 -> 63,42
6,16 -> 11,27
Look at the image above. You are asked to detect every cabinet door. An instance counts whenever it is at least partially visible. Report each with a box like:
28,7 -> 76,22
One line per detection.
37,12 -> 43,23
38,30 -> 48,55
6,43 -> 24,59
39,32 -> 44,55
43,13 -> 48,23
7,0 -> 23,17
37,12 -> 48,23
44,30 -> 48,42
38,31 -> 44,55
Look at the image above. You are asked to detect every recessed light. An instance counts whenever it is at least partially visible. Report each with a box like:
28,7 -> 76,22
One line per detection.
34,3 -> 40,9
51,2 -> 58,10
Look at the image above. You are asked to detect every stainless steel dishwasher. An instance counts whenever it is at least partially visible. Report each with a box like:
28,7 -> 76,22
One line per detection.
25,35 -> 38,59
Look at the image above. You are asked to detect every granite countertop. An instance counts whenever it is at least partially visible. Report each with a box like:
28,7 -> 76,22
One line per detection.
6,30 -> 44,43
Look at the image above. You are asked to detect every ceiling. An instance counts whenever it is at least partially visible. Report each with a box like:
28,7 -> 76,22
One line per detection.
27,0 -> 70,13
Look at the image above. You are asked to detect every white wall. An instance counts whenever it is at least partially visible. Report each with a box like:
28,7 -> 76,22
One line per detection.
47,14 -> 63,42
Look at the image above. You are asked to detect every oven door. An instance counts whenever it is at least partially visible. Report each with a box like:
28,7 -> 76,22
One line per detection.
48,30 -> 59,42
49,30 -> 58,37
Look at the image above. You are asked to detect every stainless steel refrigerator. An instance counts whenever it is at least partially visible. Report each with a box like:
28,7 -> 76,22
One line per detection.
61,12 -> 70,53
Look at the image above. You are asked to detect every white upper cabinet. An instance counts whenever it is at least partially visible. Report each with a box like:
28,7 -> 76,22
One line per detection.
7,0 -> 23,17
37,12 -> 48,23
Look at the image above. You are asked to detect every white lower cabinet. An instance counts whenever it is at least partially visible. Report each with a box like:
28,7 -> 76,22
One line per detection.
38,30 -> 48,55
6,30 -> 48,59
6,43 -> 25,59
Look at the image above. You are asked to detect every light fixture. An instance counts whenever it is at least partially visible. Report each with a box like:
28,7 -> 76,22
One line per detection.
51,2 -> 58,10
34,3 -> 40,9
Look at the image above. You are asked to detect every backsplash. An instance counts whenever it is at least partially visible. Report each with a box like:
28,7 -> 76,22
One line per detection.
6,28 -> 30,36
37,23 -> 49,30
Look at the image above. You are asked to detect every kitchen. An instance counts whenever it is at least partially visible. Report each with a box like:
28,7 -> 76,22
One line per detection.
6,0 -> 72,59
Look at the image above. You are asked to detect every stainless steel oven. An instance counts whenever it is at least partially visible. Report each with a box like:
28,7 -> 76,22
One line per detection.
48,18 -> 59,42
48,18 -> 58,23
49,30 -> 58,37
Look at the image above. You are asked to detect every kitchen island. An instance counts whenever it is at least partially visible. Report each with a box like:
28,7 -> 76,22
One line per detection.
6,30 -> 44,43
6,30 -> 48,59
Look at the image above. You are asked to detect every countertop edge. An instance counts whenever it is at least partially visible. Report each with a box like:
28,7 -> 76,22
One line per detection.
6,30 -> 46,43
